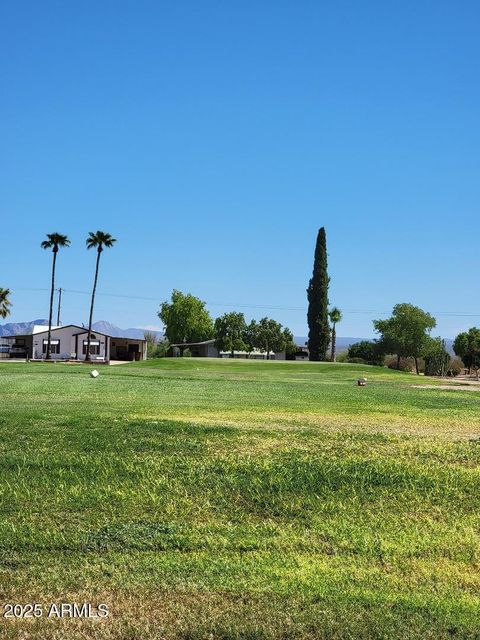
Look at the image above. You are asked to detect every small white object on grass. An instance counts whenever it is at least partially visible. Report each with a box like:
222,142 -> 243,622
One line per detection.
357,377 -> 367,386
90,370 -> 99,378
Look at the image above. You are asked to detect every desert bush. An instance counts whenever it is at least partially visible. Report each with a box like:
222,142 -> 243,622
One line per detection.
447,357 -> 463,377
386,356 -> 413,372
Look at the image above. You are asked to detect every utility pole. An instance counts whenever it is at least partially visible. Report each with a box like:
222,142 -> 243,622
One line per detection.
56,287 -> 62,326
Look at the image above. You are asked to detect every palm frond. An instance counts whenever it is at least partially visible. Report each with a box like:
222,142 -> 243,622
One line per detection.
0,287 -> 12,319
41,233 -> 71,249
328,306 -> 343,324
86,231 -> 117,249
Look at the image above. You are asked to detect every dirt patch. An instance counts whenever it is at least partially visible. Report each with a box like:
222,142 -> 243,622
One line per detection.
412,384 -> 480,392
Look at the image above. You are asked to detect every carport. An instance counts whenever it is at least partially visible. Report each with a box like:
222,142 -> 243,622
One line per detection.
109,337 -> 147,361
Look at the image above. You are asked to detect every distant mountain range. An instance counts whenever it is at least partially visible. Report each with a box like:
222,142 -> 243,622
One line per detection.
0,319 -> 49,337
90,321 -> 163,340
0,319 -> 163,340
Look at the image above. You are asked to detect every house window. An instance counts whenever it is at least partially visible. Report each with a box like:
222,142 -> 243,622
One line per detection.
83,340 -> 100,355
43,339 -> 60,354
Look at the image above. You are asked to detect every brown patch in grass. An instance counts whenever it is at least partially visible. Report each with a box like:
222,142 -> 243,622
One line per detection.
0,588 -> 460,640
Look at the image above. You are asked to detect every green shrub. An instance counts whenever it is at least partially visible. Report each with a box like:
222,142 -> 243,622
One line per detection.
148,339 -> 170,359
348,340 -> 385,366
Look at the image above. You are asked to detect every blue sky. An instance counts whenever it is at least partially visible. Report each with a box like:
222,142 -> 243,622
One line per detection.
1,0 -> 479,338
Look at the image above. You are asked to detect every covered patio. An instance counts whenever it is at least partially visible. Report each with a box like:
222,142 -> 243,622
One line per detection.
109,337 -> 147,361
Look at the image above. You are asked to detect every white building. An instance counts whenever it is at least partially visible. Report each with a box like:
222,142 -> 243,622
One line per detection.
2,324 -> 147,362
169,339 -> 284,359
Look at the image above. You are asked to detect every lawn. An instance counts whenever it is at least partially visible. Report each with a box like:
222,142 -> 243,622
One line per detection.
0,358 -> 479,639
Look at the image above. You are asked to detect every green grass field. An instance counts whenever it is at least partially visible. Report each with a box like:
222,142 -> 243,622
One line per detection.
1,358 -> 479,639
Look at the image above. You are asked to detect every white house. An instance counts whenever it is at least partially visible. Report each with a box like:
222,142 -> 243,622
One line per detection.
2,324 -> 147,362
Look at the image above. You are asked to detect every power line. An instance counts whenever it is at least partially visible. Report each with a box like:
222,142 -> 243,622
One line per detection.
10,286 -> 480,317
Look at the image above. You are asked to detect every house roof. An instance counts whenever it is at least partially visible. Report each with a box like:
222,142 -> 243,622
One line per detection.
37,324 -> 112,339
32,324 -> 58,334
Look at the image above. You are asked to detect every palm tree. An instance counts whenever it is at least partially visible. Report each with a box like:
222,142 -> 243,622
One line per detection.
0,288 -> 12,319
85,231 -> 117,361
41,233 -> 70,359
328,307 -> 343,362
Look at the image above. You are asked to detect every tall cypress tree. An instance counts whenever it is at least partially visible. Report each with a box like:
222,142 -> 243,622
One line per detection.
307,227 -> 330,361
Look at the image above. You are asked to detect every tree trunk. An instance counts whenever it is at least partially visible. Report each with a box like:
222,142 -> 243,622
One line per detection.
397,354 -> 401,370
85,249 -> 101,362
330,323 -> 336,362
46,249 -> 57,360
414,357 -> 419,375
265,341 -> 269,360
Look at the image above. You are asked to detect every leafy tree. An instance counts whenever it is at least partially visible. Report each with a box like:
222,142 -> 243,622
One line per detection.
283,327 -> 297,360
0,288 -> 12,319
347,340 -> 385,366
328,307 -> 342,362
373,303 -> 436,374
214,312 -> 248,357
423,336 -> 450,377
244,320 -> 258,356
453,332 -> 470,367
453,327 -> 480,377
307,227 -> 330,361
85,231 -> 117,361
41,233 -> 70,359
159,290 -> 214,354
247,317 -> 290,359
